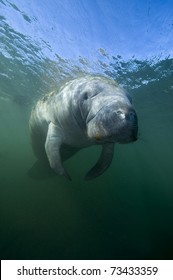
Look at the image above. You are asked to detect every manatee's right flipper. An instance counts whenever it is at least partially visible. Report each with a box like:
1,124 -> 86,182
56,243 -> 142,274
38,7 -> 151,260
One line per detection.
85,143 -> 115,180
45,122 -> 71,180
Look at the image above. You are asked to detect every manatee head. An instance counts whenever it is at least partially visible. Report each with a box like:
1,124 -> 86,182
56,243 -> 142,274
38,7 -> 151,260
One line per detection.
78,76 -> 138,144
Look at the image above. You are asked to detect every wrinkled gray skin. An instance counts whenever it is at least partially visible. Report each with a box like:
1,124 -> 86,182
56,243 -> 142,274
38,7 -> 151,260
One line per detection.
29,75 -> 138,180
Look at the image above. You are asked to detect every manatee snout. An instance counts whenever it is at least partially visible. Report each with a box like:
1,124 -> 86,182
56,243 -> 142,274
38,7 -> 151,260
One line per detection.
113,106 -> 138,143
87,103 -> 138,144
120,107 -> 138,142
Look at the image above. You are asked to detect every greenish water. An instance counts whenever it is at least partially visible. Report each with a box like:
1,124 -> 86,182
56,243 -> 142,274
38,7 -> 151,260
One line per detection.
1,85 -> 173,260
1,0 -> 173,260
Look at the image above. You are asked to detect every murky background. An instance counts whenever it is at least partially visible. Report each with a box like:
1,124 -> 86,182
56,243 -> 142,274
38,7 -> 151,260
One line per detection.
0,0 -> 173,259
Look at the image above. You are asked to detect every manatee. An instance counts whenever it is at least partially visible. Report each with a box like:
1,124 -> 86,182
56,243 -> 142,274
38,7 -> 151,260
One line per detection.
29,75 -> 138,180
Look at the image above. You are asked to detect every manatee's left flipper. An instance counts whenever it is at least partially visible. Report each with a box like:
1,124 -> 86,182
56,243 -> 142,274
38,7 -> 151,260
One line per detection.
45,122 -> 71,180
85,143 -> 115,180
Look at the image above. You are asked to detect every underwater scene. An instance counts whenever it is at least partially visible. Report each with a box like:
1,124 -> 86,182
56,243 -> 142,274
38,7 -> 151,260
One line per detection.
0,0 -> 173,260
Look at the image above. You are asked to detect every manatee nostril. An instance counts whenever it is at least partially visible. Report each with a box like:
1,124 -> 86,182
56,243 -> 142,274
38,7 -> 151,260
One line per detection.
116,110 -> 123,115
127,110 -> 137,122
128,110 -> 134,117
116,110 -> 126,120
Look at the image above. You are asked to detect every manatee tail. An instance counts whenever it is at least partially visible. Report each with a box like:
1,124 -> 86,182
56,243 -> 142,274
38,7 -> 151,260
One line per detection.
27,160 -> 57,180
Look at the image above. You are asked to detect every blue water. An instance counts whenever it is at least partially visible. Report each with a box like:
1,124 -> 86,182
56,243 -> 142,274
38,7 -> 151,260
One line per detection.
0,0 -> 173,259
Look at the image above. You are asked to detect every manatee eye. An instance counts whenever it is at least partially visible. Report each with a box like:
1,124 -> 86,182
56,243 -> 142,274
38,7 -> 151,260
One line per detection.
83,91 -> 89,100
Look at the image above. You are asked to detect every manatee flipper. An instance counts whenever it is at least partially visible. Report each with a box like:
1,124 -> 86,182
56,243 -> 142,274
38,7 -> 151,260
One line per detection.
85,143 -> 114,180
45,122 -> 71,180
